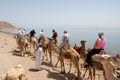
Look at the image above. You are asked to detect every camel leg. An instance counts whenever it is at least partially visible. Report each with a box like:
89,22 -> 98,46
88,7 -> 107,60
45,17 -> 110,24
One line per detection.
83,68 -> 88,78
74,58 -> 81,80
103,70 -> 107,80
29,43 -> 32,55
93,68 -> 96,80
55,56 -> 60,67
60,57 -> 65,73
62,59 -> 65,73
49,51 -> 52,64
42,49 -> 46,61
45,49 -> 48,61
88,66 -> 92,80
33,43 -> 36,56
68,60 -> 72,73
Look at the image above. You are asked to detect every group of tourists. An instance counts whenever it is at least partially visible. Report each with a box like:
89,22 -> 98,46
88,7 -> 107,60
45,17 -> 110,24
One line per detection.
16,28 -> 106,71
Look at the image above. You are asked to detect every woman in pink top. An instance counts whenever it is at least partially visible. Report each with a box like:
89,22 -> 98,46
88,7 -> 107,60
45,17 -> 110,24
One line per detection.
85,32 -> 106,67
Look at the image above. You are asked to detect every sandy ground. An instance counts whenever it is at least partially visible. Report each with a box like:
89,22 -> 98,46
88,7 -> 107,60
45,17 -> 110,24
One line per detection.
0,31 -> 105,80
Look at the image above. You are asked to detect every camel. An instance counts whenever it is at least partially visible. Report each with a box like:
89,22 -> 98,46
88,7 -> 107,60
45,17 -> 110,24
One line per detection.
13,34 -> 23,49
75,40 -> 108,80
92,54 -> 120,80
13,35 -> 29,56
78,40 -> 88,66
46,38 -> 77,74
47,37 -> 58,64
38,36 -> 48,61
29,37 -> 38,56
58,45 -> 81,80
1,64 -> 28,80
20,36 -> 29,56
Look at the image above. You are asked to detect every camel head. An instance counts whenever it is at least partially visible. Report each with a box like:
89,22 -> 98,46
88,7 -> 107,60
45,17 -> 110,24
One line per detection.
80,40 -> 86,50
79,40 -> 87,56
116,53 -> 120,58
80,40 -> 86,45
47,37 -> 54,43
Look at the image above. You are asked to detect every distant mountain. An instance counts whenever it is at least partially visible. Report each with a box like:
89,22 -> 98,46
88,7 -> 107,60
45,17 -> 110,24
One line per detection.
0,21 -> 16,30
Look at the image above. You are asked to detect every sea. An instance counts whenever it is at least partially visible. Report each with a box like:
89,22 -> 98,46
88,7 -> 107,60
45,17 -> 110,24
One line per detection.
3,26 -> 120,56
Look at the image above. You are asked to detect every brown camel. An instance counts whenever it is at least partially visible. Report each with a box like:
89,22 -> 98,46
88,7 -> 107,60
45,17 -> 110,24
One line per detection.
76,40 -> 108,80
58,45 -> 81,80
47,37 -> 58,64
29,37 -> 38,56
20,36 -> 29,56
38,36 -> 48,61
14,35 -> 29,56
92,54 -> 120,80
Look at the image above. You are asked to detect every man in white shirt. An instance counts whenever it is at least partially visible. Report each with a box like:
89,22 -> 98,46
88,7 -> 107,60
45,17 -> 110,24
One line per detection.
38,29 -> 46,45
59,30 -> 70,51
39,29 -> 45,38
17,29 -> 23,48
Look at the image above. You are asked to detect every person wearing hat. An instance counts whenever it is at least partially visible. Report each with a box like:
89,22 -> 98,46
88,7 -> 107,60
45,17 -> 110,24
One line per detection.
85,32 -> 106,67
34,43 -> 43,71
58,30 -> 70,52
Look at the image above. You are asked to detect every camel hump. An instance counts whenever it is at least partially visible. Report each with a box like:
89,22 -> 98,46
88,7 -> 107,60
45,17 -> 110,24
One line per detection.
92,54 -> 111,62
67,47 -> 80,57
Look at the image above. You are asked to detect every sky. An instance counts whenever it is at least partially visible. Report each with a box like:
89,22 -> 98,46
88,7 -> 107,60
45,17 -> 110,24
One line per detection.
0,0 -> 120,28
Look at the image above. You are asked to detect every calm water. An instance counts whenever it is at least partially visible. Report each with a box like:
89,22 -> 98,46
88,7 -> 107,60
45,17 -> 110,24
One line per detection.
3,27 -> 120,56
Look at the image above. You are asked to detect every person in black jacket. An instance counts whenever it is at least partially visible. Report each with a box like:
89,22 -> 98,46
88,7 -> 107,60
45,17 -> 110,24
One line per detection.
29,29 -> 36,41
52,29 -> 58,44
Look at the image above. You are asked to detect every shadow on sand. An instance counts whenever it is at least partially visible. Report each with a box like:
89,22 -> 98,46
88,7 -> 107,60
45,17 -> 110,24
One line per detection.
9,48 -> 31,57
44,68 -> 80,80
9,48 -> 21,56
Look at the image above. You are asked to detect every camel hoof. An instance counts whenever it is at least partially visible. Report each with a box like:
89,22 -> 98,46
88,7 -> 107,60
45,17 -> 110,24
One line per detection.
75,77 -> 79,80
60,71 -> 65,74
55,64 -> 57,67
55,63 -> 58,67
46,59 -> 48,61
68,71 -> 70,74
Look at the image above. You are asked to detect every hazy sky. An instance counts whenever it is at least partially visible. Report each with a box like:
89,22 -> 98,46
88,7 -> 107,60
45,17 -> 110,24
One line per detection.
0,0 -> 120,28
